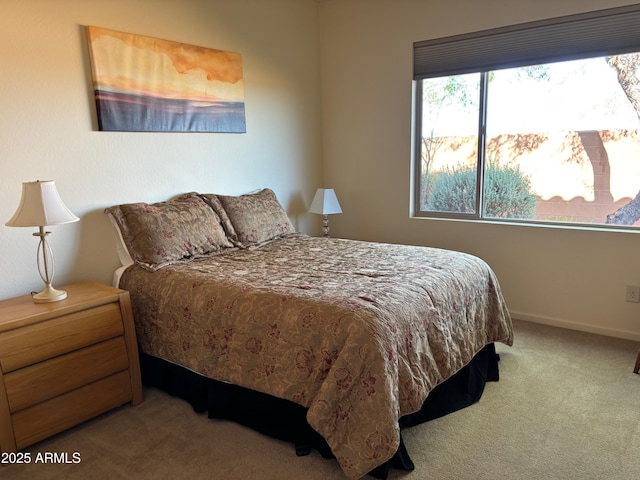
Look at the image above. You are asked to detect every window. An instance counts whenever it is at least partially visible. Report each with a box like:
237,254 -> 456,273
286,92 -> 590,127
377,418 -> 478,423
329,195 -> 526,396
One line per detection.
413,4 -> 640,229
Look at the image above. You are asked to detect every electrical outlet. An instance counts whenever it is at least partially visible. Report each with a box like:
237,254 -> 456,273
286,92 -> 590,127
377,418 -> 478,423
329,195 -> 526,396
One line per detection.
626,285 -> 640,303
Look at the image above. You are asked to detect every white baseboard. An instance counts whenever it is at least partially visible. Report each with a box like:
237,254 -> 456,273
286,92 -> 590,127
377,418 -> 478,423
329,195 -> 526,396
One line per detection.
509,310 -> 640,342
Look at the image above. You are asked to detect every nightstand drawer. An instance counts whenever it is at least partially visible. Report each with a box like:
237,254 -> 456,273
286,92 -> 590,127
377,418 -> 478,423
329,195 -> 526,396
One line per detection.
11,370 -> 133,450
4,337 -> 130,413
0,303 -> 123,373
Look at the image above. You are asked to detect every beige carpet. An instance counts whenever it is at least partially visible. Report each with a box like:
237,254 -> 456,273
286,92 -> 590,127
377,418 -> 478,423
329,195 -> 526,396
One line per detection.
4,319 -> 640,480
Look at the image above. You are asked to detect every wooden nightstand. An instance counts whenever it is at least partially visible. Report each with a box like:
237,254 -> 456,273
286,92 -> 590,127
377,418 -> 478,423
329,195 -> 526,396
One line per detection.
0,281 -> 143,453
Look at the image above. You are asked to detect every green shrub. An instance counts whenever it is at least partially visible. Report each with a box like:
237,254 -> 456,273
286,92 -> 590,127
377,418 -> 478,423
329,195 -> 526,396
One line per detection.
425,164 -> 537,218
425,168 -> 477,213
484,164 -> 537,218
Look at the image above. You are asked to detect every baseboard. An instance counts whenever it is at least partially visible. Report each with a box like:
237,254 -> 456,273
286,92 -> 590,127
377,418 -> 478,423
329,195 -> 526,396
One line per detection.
509,310 -> 640,342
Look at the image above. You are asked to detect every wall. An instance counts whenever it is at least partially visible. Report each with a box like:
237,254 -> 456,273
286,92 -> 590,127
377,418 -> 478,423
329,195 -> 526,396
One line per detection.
0,0 -> 323,299
4,0 -> 639,343
318,0 -> 640,341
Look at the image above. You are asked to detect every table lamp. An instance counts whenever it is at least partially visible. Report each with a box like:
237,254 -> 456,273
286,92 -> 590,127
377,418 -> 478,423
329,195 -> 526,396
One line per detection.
309,188 -> 342,237
6,180 -> 79,303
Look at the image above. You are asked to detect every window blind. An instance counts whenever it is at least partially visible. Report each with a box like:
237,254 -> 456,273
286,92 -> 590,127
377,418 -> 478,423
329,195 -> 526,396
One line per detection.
413,3 -> 640,79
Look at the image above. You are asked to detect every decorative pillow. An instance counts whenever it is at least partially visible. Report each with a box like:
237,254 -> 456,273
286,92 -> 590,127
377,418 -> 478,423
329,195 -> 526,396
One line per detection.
105,193 -> 233,271
213,188 -> 296,246
199,193 -> 240,243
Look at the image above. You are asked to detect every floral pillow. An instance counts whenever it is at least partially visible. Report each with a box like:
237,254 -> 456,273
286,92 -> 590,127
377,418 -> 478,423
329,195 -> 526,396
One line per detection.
105,193 -> 233,271
210,188 -> 296,246
199,193 -> 240,244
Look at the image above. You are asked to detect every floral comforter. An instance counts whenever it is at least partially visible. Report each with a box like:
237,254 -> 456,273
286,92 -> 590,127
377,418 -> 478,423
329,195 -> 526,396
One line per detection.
120,234 -> 513,479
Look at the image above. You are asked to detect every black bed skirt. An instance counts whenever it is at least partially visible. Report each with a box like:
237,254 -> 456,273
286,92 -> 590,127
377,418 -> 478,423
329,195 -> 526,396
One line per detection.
140,343 -> 500,479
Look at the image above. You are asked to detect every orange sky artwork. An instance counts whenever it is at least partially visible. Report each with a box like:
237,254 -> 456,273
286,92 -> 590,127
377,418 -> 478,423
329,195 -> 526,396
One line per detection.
86,26 -> 245,104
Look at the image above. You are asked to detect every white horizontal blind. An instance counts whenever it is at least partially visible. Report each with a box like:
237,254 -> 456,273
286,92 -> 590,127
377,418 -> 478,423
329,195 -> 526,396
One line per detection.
414,3 -> 640,79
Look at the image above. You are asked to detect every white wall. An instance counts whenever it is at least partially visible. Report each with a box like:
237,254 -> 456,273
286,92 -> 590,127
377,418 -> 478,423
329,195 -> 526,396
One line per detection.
4,0 -> 639,343
0,0 -> 323,299
318,0 -> 640,341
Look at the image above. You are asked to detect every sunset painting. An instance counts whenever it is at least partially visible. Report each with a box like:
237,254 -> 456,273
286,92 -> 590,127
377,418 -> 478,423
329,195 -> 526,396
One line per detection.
86,26 -> 246,132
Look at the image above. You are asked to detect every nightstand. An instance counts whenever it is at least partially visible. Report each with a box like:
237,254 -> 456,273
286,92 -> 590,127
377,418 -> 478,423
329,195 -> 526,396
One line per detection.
0,281 -> 143,453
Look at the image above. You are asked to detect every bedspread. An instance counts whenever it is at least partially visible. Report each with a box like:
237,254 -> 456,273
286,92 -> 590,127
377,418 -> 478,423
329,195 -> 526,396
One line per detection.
119,234 -> 513,479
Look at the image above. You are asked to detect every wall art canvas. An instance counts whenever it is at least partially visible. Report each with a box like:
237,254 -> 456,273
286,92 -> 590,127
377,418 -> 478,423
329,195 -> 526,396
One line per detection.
86,26 -> 246,132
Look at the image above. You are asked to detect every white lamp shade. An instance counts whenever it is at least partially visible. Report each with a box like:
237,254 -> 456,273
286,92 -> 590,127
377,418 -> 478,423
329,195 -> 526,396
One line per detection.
6,180 -> 79,227
309,188 -> 342,215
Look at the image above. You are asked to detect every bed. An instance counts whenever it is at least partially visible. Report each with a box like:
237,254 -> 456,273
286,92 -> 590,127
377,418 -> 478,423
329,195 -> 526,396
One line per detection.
105,188 -> 513,480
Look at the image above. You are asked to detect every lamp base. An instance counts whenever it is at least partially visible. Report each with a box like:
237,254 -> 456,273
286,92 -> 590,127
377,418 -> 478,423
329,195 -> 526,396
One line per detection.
322,214 -> 330,237
32,285 -> 68,303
